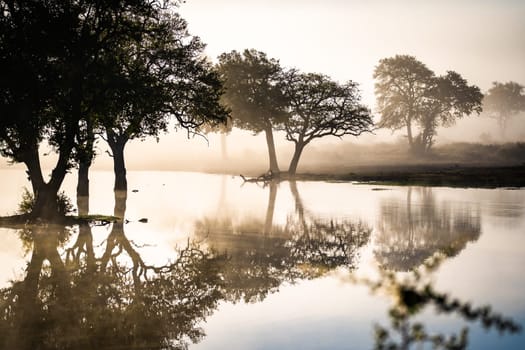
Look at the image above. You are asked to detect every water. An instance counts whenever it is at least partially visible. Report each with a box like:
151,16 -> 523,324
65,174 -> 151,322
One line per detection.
0,169 -> 524,349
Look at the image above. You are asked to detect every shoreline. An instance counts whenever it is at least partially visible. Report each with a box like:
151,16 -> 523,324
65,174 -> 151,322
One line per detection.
290,164 -> 525,188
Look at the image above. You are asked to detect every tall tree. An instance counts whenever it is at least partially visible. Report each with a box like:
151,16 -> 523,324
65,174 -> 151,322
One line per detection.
483,81 -> 525,136
374,55 -> 434,148
101,12 -> 228,191
0,0 -> 164,219
282,71 -> 373,175
374,55 -> 482,153
217,50 -> 289,175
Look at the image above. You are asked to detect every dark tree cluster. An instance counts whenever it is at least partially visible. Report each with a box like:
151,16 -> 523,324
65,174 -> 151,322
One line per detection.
0,0 -> 228,219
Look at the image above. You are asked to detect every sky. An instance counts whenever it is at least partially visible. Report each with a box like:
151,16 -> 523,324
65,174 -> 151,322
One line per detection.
178,0 -> 525,106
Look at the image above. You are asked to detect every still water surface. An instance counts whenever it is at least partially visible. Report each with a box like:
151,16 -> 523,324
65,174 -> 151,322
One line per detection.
0,169 -> 524,349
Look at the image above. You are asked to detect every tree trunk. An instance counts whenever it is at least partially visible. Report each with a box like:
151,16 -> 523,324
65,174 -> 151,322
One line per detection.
77,160 -> 90,197
406,118 -> 414,147
288,142 -> 305,176
110,141 -> 128,192
289,180 -> 307,231
76,118 -> 95,197
22,129 -> 74,220
263,124 -> 280,175
31,184 -> 61,219
23,148 -> 61,219
264,181 -> 277,234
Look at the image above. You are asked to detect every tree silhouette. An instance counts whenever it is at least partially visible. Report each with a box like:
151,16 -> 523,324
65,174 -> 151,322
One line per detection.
0,0 -> 190,218
217,49 -> 289,175
374,55 -> 434,148
281,71 -> 373,175
374,55 -> 482,153
100,12 -> 228,191
483,81 -> 525,136
415,71 -> 483,152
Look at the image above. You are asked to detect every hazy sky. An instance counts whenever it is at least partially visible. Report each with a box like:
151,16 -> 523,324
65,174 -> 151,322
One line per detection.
179,0 -> 525,106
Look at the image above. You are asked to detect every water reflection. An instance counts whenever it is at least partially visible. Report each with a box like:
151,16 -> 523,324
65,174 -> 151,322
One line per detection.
0,186 -> 373,349
356,255 -> 521,350
0,192 -> 225,350
375,187 -> 482,271
0,182 -> 522,349
195,180 -> 372,302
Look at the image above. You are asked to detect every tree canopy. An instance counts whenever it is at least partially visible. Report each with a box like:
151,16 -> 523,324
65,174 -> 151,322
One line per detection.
374,55 -> 482,153
281,71 -> 373,175
416,71 -> 483,152
101,12 -> 228,191
217,49 -> 289,174
0,0 -> 169,218
0,0 -> 228,212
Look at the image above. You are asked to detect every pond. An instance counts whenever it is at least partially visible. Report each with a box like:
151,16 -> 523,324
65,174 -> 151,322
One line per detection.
0,169 -> 524,349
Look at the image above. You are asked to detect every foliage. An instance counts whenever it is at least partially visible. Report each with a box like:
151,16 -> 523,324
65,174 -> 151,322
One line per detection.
100,10 -> 228,190
102,12 -> 228,144
217,49 -> 289,133
483,81 -> 525,134
0,0 -> 185,217
17,188 -> 74,217
281,70 -> 373,174
415,71 -> 483,152
374,55 -> 434,133
374,55 -> 482,153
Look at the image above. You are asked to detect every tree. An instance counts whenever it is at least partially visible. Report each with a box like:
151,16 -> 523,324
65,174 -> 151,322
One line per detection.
374,55 -> 434,148
101,12 -> 228,191
218,49 -> 289,175
415,71 -> 483,152
281,71 -> 373,175
374,55 -> 482,153
0,0 -> 176,219
483,81 -> 525,136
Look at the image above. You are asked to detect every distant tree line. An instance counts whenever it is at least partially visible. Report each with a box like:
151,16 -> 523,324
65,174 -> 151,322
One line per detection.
373,55 -> 525,153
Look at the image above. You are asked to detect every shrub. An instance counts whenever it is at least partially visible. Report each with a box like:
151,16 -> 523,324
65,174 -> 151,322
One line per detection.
17,188 -> 75,216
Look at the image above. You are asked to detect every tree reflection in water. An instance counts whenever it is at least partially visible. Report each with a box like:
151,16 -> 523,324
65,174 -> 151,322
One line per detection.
0,191 -> 225,350
355,254 -> 521,350
0,183 -> 521,349
194,180 -> 372,303
375,187 -> 482,271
